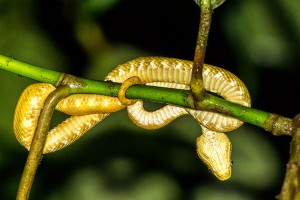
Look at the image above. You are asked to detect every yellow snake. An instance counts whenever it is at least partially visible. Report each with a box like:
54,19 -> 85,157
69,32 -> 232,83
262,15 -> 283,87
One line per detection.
13,57 -> 251,180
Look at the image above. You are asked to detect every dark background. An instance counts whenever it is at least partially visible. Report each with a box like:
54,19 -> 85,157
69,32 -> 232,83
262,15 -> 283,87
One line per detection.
0,0 -> 299,199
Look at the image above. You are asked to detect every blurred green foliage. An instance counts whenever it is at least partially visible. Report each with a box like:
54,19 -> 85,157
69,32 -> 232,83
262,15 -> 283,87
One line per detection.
0,0 -> 299,199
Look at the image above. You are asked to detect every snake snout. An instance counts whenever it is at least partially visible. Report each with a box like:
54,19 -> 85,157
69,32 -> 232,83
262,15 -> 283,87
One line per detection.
196,128 -> 232,180
213,164 -> 232,181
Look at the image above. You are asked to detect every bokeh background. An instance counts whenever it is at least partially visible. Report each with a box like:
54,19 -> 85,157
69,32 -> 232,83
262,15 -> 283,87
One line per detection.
0,0 -> 299,199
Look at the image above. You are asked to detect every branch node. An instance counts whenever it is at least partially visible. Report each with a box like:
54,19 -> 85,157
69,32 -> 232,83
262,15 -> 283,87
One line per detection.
264,113 -> 293,136
60,74 -> 86,88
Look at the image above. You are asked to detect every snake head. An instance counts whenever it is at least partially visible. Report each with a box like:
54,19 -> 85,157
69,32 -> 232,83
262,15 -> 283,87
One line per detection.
196,127 -> 232,181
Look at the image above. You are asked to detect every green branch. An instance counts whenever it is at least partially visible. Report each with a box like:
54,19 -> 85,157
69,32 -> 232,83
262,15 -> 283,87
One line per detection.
0,54 -> 293,136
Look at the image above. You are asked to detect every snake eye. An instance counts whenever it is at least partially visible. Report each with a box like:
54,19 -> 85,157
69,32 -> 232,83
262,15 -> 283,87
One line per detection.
208,168 -> 212,173
231,160 -> 233,166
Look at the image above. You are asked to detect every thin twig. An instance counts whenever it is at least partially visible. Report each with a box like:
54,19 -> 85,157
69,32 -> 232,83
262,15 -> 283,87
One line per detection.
191,0 -> 212,103
277,114 -> 300,200
16,86 -> 71,200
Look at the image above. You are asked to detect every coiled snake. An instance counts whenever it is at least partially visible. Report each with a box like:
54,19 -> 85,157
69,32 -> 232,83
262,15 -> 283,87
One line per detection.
13,57 -> 251,180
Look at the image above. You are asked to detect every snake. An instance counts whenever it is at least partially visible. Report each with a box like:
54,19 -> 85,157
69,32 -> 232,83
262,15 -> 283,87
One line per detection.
13,57 -> 251,180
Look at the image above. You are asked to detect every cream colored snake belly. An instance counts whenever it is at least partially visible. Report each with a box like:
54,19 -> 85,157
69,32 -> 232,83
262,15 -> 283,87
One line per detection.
13,57 -> 251,180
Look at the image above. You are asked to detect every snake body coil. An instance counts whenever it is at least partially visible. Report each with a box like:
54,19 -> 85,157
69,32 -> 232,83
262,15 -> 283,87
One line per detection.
13,57 -> 251,180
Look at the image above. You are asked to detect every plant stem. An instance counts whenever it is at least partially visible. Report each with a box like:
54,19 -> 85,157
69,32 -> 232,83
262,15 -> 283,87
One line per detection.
0,55 -> 61,85
0,54 -> 294,136
16,86 -> 71,200
191,0 -> 212,103
277,114 -> 300,200
196,93 -> 293,135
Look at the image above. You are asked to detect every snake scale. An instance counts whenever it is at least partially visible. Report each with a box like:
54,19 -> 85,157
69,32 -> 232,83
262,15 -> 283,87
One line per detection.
13,57 -> 251,180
